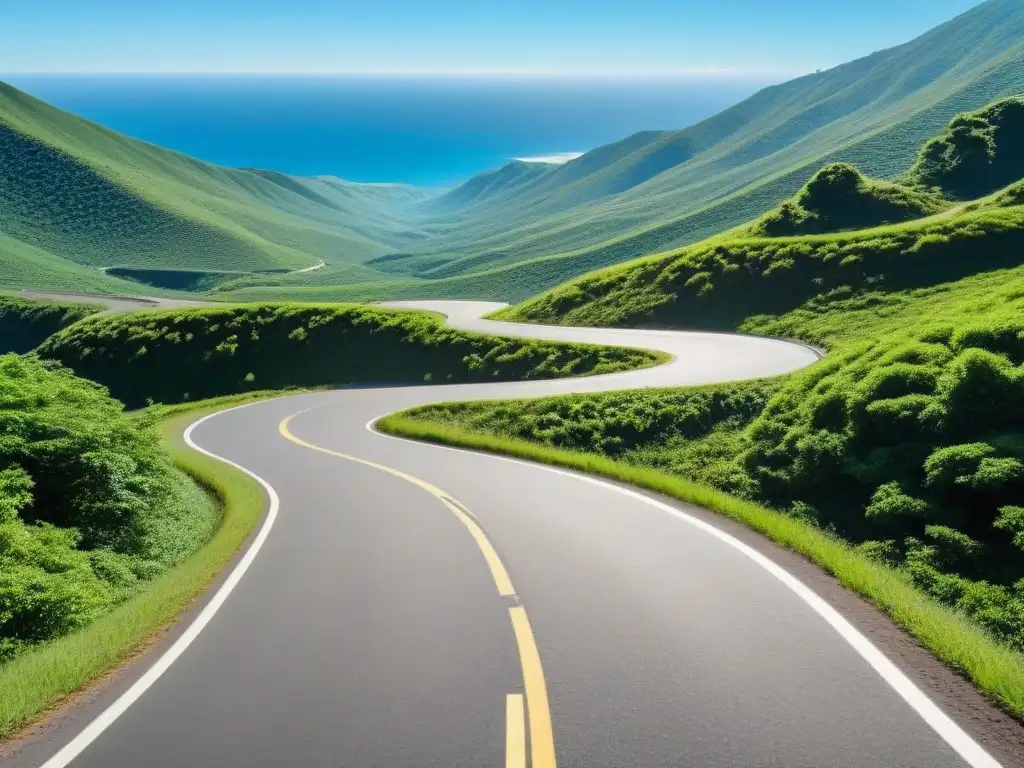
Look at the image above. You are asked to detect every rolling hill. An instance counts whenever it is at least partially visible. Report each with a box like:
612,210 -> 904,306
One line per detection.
3,0 -> 1024,302
208,0 -> 1024,302
0,81 -> 436,293
498,97 -> 1024,335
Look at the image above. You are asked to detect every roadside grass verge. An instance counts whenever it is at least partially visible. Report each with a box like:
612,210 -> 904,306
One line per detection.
0,394 -> 282,740
377,411 -> 1024,718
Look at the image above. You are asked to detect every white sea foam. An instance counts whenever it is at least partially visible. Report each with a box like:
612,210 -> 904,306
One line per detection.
514,152 -> 583,164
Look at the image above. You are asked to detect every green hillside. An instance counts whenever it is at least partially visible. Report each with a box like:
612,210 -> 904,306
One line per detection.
0,81 -> 436,293
430,160 -> 556,211
907,94 -> 1024,198
37,304 -> 660,408
501,96 -> 1024,330
500,203 -> 1024,332
4,0 -> 1024,302
202,0 -> 1024,303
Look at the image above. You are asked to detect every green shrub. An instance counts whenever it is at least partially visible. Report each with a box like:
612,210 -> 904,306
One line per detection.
907,95 -> 1024,199
864,482 -> 929,520
753,163 -> 947,237
0,355 -> 214,661
923,443 -> 996,489
995,506 -> 1024,549
934,349 -> 1023,434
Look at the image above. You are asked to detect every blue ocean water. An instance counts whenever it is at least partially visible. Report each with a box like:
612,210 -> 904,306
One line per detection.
5,75 -> 769,186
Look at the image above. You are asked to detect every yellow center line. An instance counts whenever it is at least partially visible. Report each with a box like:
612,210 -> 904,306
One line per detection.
506,694 -> 526,768
510,606 -> 557,768
279,412 -> 514,596
278,409 -> 557,767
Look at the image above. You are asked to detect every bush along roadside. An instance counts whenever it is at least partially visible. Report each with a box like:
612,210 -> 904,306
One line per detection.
0,354 -> 217,666
0,390 -> 279,739
36,303 -> 663,408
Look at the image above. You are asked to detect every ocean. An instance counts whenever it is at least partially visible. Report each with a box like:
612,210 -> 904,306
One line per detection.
5,75 -> 770,186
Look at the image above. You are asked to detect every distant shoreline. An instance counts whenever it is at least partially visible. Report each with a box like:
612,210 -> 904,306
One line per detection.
514,152 -> 584,165
0,74 -> 759,185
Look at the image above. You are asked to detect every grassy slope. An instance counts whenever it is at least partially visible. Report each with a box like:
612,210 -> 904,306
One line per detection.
502,92 -> 1024,330
36,303 -> 662,408
310,0 -> 1024,299
0,232 -> 155,296
0,81 -> 437,291
500,201 -> 1024,334
749,163 -> 948,236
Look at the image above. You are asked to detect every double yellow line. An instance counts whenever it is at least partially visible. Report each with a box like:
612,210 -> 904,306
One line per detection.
279,411 -> 557,768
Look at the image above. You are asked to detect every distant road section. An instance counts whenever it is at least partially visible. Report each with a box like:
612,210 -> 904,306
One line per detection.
21,290 -> 212,314
381,299 -> 822,388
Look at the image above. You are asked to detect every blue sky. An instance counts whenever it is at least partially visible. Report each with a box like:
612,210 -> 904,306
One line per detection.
3,0 -> 982,77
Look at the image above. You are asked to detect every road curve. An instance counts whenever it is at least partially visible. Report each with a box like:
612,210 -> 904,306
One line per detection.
5,301 -> 1013,768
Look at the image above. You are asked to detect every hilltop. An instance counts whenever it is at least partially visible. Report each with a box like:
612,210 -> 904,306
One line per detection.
750,164 -> 948,237
906,94 -> 1024,198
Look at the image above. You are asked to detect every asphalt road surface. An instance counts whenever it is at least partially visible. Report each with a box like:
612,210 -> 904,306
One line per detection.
6,301 -> 1012,768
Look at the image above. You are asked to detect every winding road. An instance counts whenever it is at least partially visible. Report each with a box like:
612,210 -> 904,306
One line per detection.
5,301 -> 1018,767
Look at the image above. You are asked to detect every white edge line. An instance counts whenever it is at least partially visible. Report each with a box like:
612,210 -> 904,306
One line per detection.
38,401 -> 281,768
365,414 -> 1003,768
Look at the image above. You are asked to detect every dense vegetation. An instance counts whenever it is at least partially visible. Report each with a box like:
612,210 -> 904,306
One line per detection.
907,95 -> 1024,199
0,355 -> 215,662
751,164 -> 946,236
434,101 -> 1024,655
503,203 -> 1024,338
0,295 -> 100,354
406,381 -> 780,492
37,304 -> 660,408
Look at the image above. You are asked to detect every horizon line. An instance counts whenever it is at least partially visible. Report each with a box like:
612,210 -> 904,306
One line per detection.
1,67 -> 804,81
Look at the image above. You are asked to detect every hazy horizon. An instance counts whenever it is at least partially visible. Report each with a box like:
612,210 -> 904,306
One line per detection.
4,74 -> 770,185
